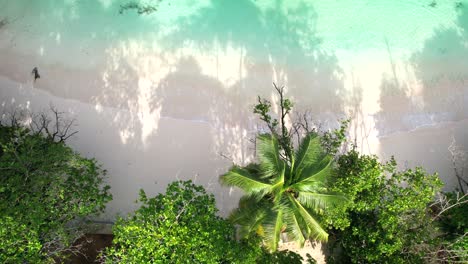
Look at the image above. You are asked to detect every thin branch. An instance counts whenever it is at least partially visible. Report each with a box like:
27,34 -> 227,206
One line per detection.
26,107 -> 78,142
422,232 -> 468,263
448,137 -> 468,194
432,192 -> 468,219
219,152 -> 235,163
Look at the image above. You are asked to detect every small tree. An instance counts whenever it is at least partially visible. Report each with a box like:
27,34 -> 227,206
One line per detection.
324,149 -> 443,263
220,85 -> 346,251
0,109 -> 112,263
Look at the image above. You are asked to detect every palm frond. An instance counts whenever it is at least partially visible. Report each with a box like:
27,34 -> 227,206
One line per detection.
282,197 -> 306,247
296,155 -> 333,184
229,196 -> 268,238
257,134 -> 285,179
297,192 -> 347,211
290,196 -> 328,241
220,165 -> 273,199
290,180 -> 325,193
243,163 -> 262,175
263,208 -> 283,251
293,133 -> 322,177
270,166 -> 285,199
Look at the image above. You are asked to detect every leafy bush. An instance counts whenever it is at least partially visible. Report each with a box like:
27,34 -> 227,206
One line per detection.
324,149 -> 443,263
0,117 -> 112,262
102,180 -> 307,263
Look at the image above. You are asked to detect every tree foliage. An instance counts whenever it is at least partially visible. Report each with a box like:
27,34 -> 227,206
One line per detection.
324,149 -> 443,263
0,112 -> 112,263
101,180 -> 307,263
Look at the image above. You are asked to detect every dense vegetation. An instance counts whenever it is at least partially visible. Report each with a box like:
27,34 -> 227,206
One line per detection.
324,150 -> 442,263
323,149 -> 468,263
101,180 -> 310,263
0,112 -> 112,263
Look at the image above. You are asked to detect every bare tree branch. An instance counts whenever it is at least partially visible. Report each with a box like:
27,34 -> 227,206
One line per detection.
431,192 -> 468,219
448,137 -> 468,194
25,106 -> 78,143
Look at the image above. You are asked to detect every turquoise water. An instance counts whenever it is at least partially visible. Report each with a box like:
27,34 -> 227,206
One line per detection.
0,0 -> 464,67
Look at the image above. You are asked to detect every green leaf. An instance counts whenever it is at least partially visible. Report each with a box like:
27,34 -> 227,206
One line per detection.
294,133 -> 322,178
290,196 -> 328,241
257,134 -> 285,180
283,198 -> 306,247
296,192 -> 346,211
220,165 -> 273,199
263,208 -> 284,252
295,156 -> 333,185
229,196 -> 268,238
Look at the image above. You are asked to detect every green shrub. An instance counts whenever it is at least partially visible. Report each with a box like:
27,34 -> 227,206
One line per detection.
324,149 -> 443,263
450,235 -> 468,262
101,180 -> 307,263
0,121 -> 112,262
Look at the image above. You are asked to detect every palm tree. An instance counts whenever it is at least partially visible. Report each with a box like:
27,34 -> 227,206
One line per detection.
220,132 -> 343,251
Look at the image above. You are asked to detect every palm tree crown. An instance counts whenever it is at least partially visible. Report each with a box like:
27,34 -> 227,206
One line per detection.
220,132 -> 343,251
